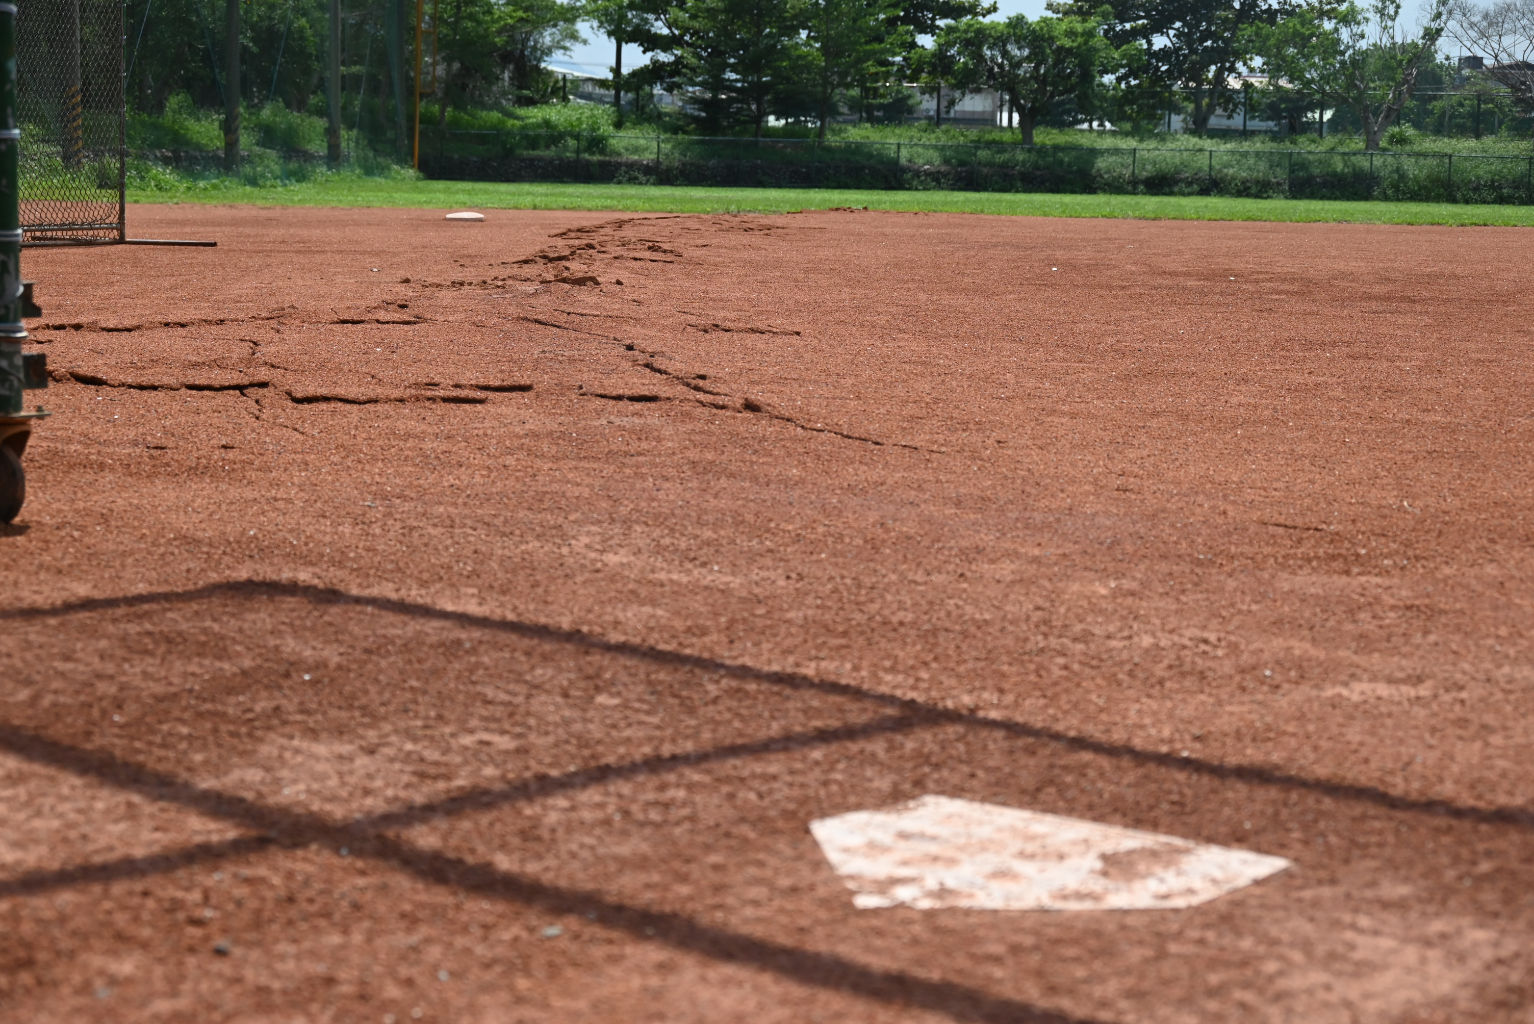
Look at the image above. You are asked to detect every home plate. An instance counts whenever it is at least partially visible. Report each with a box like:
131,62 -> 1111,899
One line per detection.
445,211 -> 485,222
809,795 -> 1291,911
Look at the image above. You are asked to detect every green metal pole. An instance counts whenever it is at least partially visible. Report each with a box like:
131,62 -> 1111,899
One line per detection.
0,0 -> 49,525
1,1 -> 27,416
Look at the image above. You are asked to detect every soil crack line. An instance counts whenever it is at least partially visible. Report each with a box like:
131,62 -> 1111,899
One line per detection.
35,308 -> 291,334
625,345 -> 933,452
53,369 -> 273,393
518,315 -> 623,341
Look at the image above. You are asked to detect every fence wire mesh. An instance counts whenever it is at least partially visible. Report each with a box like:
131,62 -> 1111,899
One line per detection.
17,0 -> 124,243
420,130 -> 1534,205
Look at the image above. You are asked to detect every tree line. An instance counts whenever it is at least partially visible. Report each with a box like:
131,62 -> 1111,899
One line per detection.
119,0 -> 1534,159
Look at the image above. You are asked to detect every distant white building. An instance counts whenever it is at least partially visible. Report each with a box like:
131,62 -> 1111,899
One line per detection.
910,85 -> 1003,127
1165,76 -> 1284,133
544,61 -> 611,106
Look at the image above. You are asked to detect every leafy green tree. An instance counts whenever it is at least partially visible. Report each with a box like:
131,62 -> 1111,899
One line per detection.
583,0 -> 655,124
893,0 -> 998,36
935,12 -> 1119,143
1062,0 -> 1291,134
634,0 -> 808,135
1250,0 -> 1450,148
498,0 -> 585,105
803,0 -> 910,138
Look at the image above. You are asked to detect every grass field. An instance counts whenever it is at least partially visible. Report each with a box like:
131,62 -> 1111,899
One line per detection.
126,176 -> 1534,226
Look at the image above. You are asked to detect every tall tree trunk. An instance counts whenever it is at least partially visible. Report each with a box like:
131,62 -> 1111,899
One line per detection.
327,0 -> 342,167
1019,109 -> 1035,146
1190,87 -> 1215,135
223,0 -> 240,171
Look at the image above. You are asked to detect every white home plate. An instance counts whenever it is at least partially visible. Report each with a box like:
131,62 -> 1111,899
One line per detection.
809,795 -> 1291,911
445,211 -> 485,221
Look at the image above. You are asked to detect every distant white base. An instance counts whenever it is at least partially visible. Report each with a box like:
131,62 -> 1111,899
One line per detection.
810,795 -> 1291,911
445,211 -> 486,222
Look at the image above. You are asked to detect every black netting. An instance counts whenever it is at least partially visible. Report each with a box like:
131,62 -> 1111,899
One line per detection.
17,0 -> 124,244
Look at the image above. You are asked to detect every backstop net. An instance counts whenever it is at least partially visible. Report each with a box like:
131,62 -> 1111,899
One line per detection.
17,0 -> 125,244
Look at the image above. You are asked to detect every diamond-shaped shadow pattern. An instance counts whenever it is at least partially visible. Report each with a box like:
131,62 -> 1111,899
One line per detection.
811,795 -> 1292,911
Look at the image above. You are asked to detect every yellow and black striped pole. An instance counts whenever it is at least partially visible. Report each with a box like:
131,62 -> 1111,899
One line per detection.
61,84 -> 83,167
0,0 -> 48,523
62,0 -> 83,166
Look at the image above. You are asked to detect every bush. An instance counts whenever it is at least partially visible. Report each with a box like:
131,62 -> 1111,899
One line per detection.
250,102 -> 328,153
127,92 -> 223,151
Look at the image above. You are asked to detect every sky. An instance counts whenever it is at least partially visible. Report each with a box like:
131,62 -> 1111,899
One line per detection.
557,0 -> 1442,78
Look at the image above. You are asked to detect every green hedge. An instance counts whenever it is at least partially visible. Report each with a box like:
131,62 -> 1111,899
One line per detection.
417,131 -> 1534,204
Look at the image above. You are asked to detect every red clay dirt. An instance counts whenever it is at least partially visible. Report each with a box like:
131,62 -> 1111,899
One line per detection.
1,204 -> 1531,1024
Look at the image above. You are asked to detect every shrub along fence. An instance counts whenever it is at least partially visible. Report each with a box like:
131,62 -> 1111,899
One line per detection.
418,130 -> 1534,205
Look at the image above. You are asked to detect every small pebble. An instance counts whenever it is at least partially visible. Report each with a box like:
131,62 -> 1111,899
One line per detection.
213,940 -> 232,956
541,925 -> 563,939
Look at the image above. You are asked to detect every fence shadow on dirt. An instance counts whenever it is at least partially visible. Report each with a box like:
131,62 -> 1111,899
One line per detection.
3,579 -> 1529,832
3,579 -> 1532,1023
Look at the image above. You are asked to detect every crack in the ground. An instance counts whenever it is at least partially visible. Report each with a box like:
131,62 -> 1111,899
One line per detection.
54,369 -> 273,393
1260,521 -> 1334,533
621,341 -> 933,453
582,391 -> 667,403
283,390 -> 493,406
518,316 -> 623,342
552,308 -> 641,322
35,309 -> 290,334
737,395 -> 930,451
514,242 -> 603,265
638,360 -> 727,397
686,321 -> 801,337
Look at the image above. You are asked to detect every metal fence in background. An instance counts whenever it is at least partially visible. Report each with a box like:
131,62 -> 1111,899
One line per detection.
417,130 -> 1534,206
17,0 -> 125,244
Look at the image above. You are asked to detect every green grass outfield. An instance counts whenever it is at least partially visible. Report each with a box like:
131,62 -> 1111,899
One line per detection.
126,177 -> 1534,227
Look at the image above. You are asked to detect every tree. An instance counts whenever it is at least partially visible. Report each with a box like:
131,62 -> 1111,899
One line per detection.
1449,0 -> 1534,116
1251,0 -> 1450,149
583,0 -> 655,125
803,0 -> 910,138
934,12 -> 1118,144
892,0 -> 997,36
433,0 -> 581,115
497,0 -> 584,106
1063,0 -> 1291,134
633,0 -> 809,135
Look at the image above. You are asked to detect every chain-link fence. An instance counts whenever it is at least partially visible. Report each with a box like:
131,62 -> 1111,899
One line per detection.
418,130 -> 1534,206
17,0 -> 124,244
